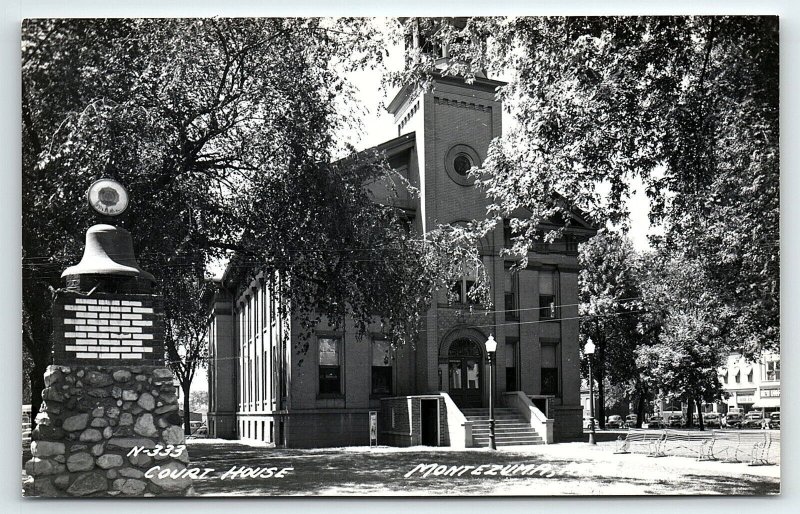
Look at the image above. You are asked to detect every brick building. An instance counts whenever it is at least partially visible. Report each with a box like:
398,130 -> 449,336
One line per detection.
206,22 -> 596,448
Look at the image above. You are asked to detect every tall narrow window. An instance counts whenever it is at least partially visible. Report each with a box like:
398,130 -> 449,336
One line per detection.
319,337 -> 342,395
765,359 -> 780,381
505,272 -> 519,321
541,343 -> 559,395
371,339 -> 393,396
450,257 -> 478,304
539,271 -> 555,319
505,340 -> 518,391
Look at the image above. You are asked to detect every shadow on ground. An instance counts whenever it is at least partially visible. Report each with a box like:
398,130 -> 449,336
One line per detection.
184,442 -> 780,497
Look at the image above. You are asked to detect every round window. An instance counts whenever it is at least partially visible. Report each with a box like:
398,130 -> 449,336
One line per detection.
444,144 -> 481,186
453,154 -> 473,176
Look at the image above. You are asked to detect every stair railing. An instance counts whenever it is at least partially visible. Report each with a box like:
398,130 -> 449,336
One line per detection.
503,391 -> 554,444
439,392 -> 473,448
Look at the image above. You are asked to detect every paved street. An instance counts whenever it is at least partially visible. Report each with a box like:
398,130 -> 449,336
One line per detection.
180,438 -> 779,496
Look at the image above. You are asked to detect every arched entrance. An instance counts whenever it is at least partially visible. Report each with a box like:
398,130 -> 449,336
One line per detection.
447,339 -> 483,408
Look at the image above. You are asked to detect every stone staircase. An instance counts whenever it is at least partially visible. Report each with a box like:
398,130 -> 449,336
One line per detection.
462,407 -> 544,447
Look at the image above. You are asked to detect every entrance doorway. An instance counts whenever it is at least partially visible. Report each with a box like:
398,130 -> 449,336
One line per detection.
420,399 -> 440,446
447,339 -> 483,408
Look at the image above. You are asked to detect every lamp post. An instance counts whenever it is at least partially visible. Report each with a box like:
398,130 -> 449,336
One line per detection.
585,339 -> 597,445
485,334 -> 497,450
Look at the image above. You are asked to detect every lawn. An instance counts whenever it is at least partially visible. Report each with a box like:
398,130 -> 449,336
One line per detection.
182,438 -> 780,497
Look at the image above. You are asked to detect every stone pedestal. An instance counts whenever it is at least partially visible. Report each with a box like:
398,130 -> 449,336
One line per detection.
25,364 -> 192,497
24,221 -> 194,497
24,291 -> 192,497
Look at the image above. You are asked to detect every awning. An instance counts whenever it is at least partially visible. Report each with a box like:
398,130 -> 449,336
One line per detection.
753,398 -> 780,409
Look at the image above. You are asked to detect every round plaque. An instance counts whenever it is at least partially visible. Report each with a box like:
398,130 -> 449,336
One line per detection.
87,179 -> 129,216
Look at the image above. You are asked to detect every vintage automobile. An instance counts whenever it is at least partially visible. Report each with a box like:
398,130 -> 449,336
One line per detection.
606,415 -> 624,429
667,414 -> 683,428
583,416 -> 599,430
702,412 -> 721,428
647,416 -> 665,429
723,413 -> 743,428
769,412 -> 780,429
624,414 -> 638,428
741,411 -> 764,429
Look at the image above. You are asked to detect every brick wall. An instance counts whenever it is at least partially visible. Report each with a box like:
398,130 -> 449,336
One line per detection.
53,291 -> 164,366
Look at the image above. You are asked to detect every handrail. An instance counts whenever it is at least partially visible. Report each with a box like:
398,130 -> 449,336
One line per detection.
439,392 -> 471,448
503,391 -> 554,444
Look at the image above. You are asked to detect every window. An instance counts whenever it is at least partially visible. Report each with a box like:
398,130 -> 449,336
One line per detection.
539,295 -> 555,319
541,343 -> 559,395
747,369 -> 753,383
539,270 -> 556,319
502,218 -> 516,248
735,370 -> 741,383
452,154 -> 473,176
766,359 -> 780,381
444,144 -> 480,186
450,257 -> 479,304
505,340 -> 518,391
372,339 -> 393,396
505,273 -> 519,321
319,337 -> 342,395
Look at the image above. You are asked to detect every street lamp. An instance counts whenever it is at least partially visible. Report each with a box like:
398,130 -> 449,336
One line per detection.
485,334 -> 497,450
585,338 -> 597,445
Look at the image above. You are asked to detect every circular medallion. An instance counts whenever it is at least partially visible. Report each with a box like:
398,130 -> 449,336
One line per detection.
444,144 -> 481,186
87,179 -> 129,216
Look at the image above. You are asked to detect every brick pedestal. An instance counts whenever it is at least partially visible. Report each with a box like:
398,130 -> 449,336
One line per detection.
24,290 -> 193,497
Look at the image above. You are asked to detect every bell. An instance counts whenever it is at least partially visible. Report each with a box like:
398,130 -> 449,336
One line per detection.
62,224 -> 155,282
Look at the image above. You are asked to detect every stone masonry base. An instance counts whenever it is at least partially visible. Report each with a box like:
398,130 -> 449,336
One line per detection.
23,364 -> 193,497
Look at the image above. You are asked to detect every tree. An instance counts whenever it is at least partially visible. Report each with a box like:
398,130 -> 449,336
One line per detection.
637,256 -> 729,429
189,390 -> 209,414
578,231 -> 645,427
22,18 -> 470,425
161,268 -> 212,435
392,16 -> 778,357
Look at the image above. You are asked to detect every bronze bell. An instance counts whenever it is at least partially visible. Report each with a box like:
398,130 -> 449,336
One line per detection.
62,224 -> 155,292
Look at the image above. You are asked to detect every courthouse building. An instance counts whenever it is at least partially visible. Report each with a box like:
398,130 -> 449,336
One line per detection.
205,22 -> 596,448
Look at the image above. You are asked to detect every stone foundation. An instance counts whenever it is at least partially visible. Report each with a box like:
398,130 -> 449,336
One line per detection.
24,364 -> 192,497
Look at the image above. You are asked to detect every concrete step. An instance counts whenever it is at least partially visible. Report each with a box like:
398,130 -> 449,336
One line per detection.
472,426 -> 538,434
461,409 -> 516,415
475,439 -> 544,448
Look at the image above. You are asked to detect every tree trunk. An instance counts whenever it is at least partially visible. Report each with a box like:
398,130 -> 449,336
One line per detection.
696,399 -> 705,431
182,382 -> 192,436
636,394 -> 646,428
597,375 -> 606,429
686,397 -> 694,427
28,363 -> 46,428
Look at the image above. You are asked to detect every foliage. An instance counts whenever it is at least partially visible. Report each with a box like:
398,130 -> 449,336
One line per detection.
637,255 -> 729,410
22,19 -> 472,421
392,16 -> 779,357
578,231 -> 647,424
189,390 -> 209,414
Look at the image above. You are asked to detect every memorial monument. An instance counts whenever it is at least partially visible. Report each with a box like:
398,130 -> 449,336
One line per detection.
24,179 -> 193,497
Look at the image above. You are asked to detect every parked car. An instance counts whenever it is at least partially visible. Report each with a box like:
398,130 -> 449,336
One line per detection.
667,414 -> 683,428
624,414 -> 638,428
723,413 -> 742,429
188,422 -> 208,438
606,415 -> 624,429
647,416 -> 665,429
769,412 -> 780,429
703,413 -> 721,428
741,411 -> 764,429
583,416 -> 599,430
